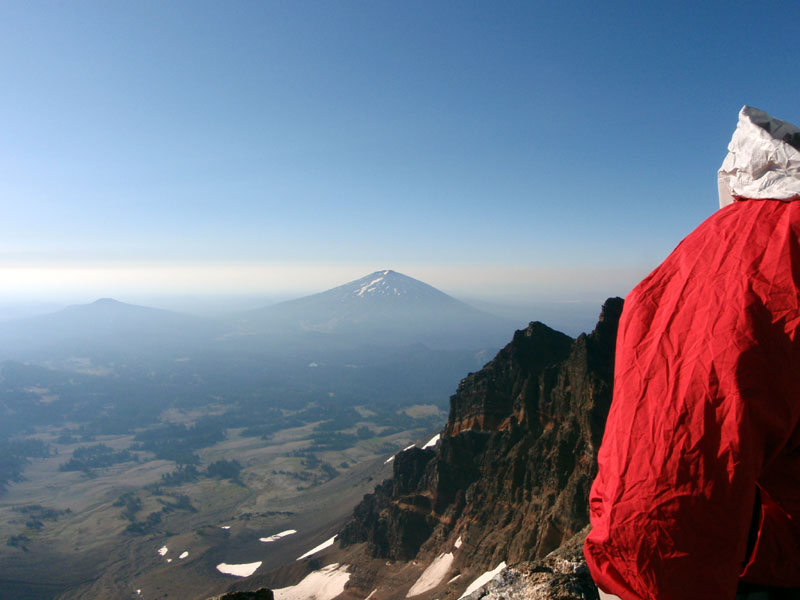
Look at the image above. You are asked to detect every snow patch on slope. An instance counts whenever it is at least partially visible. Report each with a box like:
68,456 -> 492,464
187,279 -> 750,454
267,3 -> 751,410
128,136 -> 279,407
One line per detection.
273,563 -> 350,600
260,529 -> 297,542
297,535 -> 337,560
458,562 -> 507,599
423,434 -> 440,449
216,562 -> 262,577
406,552 -> 455,597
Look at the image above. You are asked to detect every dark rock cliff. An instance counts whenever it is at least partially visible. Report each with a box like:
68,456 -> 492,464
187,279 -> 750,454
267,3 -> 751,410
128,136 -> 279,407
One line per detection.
339,298 -> 623,572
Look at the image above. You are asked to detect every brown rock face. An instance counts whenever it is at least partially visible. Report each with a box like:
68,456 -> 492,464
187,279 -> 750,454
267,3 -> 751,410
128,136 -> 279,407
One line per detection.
340,298 -> 623,572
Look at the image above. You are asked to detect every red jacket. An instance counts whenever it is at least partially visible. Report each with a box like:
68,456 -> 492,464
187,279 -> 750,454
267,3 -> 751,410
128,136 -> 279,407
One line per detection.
585,199 -> 800,599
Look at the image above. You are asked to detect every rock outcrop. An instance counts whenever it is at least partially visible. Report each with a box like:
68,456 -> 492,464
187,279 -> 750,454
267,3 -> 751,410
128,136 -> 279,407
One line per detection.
461,527 -> 599,600
339,298 -> 623,594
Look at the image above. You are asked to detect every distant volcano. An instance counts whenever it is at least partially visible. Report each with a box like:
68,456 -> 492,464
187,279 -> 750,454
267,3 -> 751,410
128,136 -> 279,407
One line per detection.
240,270 -> 514,350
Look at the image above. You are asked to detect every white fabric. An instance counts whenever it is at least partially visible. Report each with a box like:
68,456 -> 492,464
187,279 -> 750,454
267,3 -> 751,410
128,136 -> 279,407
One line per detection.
597,590 -> 623,600
718,106 -> 800,208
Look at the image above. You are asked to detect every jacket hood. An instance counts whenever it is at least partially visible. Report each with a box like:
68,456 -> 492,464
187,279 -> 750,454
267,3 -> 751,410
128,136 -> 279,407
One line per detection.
718,106 -> 800,208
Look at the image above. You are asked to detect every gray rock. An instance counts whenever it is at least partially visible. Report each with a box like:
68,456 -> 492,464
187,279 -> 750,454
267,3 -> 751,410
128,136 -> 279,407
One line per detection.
463,529 -> 599,600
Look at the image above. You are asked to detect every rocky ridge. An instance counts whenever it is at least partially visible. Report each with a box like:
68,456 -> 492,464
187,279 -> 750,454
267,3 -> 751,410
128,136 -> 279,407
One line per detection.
337,297 -> 623,599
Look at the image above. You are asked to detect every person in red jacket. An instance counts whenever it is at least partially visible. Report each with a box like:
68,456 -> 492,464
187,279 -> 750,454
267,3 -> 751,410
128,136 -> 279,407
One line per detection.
585,106 -> 800,600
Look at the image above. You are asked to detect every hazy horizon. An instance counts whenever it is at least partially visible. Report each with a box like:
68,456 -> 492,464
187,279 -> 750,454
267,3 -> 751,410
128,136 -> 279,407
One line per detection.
0,265 -> 628,338
0,261 -> 647,303
0,265 -> 628,329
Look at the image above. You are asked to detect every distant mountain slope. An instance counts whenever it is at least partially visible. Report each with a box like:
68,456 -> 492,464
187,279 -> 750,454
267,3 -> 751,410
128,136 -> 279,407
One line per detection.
238,270 -> 515,350
32,298 -> 199,333
0,298 -> 220,361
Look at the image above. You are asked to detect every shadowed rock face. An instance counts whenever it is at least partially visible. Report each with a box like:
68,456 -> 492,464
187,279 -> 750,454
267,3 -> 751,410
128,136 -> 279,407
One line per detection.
340,298 -> 624,571
445,322 -> 574,436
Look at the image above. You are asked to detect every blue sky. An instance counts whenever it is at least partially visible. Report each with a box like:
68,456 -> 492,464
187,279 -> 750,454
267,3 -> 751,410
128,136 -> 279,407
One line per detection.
1,1 -> 799,305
